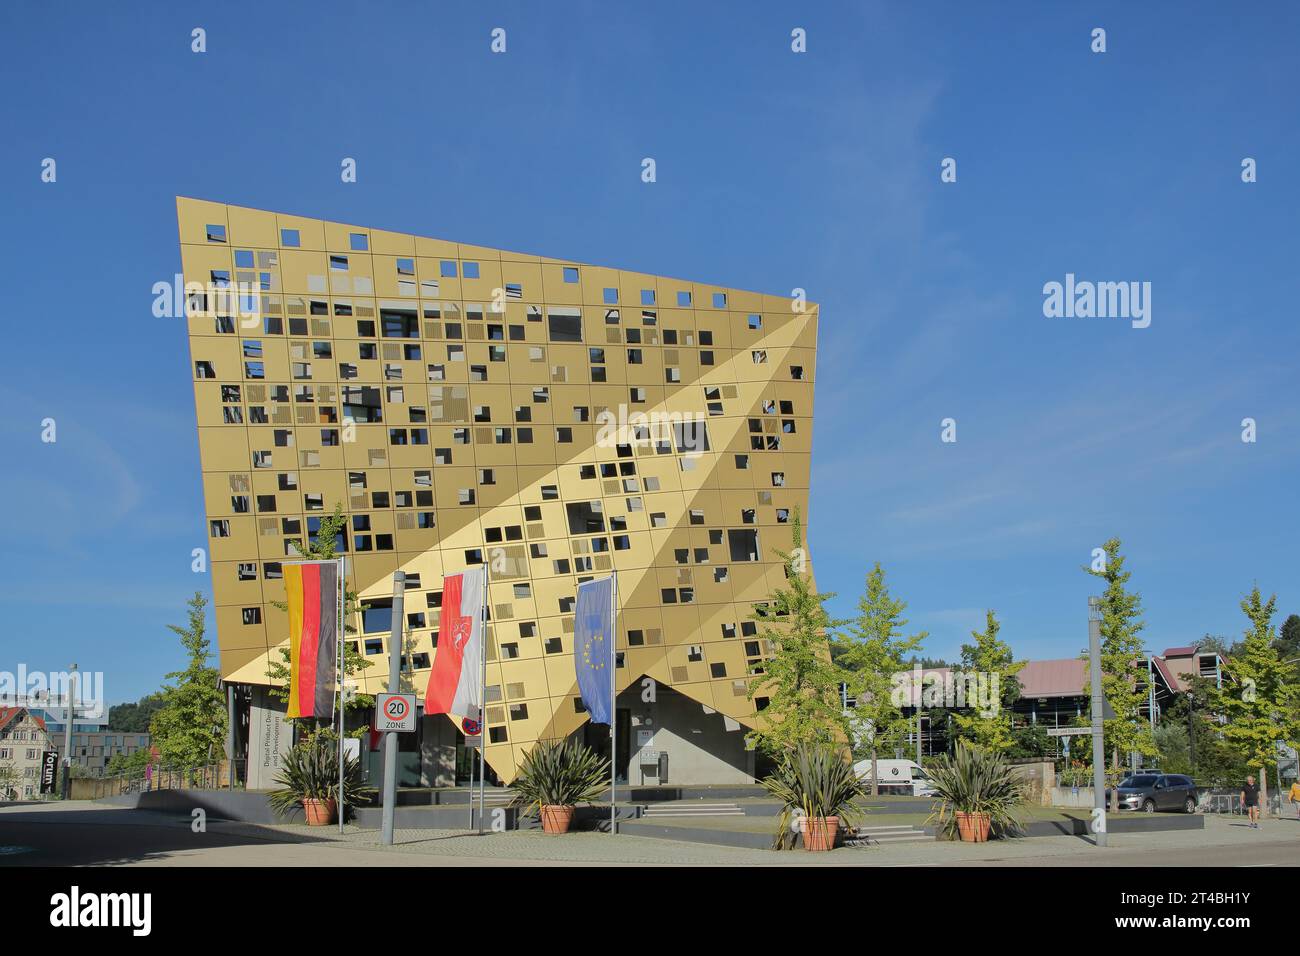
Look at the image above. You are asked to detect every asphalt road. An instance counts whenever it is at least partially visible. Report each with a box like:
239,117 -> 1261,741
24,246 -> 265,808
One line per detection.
2,802 -> 1297,867
945,839 -> 1300,867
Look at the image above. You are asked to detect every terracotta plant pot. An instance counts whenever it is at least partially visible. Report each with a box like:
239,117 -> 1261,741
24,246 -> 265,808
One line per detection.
303,797 -> 337,827
955,810 -> 991,842
540,805 -> 576,834
802,815 -> 840,851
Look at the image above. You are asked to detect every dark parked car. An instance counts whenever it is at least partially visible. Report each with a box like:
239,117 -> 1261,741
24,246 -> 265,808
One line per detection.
1110,773 -> 1198,813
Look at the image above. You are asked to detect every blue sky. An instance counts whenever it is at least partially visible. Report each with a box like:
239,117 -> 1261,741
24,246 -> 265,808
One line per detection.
1,1 -> 1296,706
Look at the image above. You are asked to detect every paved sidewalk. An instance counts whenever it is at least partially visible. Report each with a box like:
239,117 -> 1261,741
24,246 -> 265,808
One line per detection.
201,810 -> 1300,867
5,801 -> 1296,866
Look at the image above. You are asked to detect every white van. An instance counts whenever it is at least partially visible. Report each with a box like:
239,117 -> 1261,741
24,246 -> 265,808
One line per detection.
853,758 -> 937,797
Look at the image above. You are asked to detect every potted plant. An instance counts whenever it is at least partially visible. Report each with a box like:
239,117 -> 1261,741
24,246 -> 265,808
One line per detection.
762,744 -> 866,851
509,738 -> 609,834
926,741 -> 1027,842
268,734 -> 373,826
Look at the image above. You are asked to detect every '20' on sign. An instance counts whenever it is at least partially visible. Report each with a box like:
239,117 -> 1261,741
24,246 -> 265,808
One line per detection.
376,693 -> 417,732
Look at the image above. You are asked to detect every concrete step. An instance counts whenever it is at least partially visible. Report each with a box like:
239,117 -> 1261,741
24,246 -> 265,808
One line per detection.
848,824 -> 933,845
641,802 -> 745,817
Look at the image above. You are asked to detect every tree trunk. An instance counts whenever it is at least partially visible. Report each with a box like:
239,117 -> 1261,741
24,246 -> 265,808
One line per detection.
1260,770 -> 1270,818
871,748 -> 879,797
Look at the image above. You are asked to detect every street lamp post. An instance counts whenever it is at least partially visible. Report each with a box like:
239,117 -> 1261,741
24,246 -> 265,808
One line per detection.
1088,598 -> 1107,847
61,664 -> 77,800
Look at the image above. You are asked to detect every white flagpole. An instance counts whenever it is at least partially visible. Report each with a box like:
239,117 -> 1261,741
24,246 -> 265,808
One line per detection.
462,574 -> 473,832
609,570 -> 618,835
337,555 -> 346,835
478,562 -> 489,834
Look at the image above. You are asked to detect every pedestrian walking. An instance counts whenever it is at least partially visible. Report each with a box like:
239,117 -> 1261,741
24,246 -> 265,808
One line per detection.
1241,774 -> 1260,828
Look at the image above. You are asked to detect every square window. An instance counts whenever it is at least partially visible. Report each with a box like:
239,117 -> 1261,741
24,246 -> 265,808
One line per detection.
677,291 -> 692,306
463,261 -> 480,279
712,292 -> 727,308
563,267 -> 579,283
602,287 -> 618,304
280,228 -> 301,247
748,313 -> 762,330
640,289 -> 655,306
349,232 -> 368,251
206,224 -> 226,243
440,260 -> 458,278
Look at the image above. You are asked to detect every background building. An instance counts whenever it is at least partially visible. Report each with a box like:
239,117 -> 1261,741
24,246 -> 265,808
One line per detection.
0,707 -> 55,799
53,731 -> 153,778
859,645 -> 1223,762
178,198 -> 818,786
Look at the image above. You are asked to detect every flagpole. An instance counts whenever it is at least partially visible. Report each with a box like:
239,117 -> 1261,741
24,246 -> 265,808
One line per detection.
478,562 -> 489,833
465,567 -> 476,831
609,570 -> 618,835
337,555 -> 346,835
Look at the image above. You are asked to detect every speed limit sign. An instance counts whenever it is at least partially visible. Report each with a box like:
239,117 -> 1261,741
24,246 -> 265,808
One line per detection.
376,693 -> 417,732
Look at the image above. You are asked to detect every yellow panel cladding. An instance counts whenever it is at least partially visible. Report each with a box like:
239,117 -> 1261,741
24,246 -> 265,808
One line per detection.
176,197 -> 819,783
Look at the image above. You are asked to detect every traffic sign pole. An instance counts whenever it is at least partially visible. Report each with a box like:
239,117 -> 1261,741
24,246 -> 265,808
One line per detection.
381,571 -> 405,846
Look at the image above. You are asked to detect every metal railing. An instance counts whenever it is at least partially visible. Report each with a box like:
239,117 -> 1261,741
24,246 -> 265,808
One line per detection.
84,760 -> 246,799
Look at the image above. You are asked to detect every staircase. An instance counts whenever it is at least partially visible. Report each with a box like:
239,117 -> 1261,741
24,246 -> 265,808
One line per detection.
845,823 -> 933,846
640,801 -> 745,819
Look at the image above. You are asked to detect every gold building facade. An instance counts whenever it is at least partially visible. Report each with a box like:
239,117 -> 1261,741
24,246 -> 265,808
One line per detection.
177,198 -> 818,783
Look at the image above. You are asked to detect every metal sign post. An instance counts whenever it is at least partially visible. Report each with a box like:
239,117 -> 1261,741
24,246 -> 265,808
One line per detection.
380,571 -> 405,845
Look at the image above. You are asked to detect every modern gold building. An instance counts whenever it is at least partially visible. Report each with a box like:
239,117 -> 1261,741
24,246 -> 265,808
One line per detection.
177,198 -> 818,786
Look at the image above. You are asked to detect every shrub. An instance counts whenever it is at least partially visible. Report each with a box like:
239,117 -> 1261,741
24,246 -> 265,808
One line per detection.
268,734 -> 373,819
509,738 -> 609,816
762,744 -> 867,849
926,741 -> 1028,839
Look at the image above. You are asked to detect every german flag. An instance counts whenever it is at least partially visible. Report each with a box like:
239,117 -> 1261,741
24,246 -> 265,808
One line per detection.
285,561 -> 340,719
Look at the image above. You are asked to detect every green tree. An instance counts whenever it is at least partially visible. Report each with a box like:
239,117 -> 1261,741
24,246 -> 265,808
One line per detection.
837,563 -> 926,794
1009,722 -> 1051,760
0,761 -> 20,799
1164,673 -> 1250,787
1276,613 -> 1300,660
266,504 -> 374,736
1084,538 -> 1156,767
1220,586 -> 1300,814
951,610 -> 1024,752
746,513 -> 847,756
149,592 -> 227,767
105,748 -> 151,777
1153,722 -> 1192,775
108,693 -> 164,733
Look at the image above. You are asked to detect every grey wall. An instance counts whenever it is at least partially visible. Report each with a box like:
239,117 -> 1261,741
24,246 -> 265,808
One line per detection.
246,687 -> 294,790
620,682 -> 755,786
419,713 -> 458,788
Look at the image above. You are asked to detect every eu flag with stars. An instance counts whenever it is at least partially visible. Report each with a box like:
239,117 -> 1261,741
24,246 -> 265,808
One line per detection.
574,576 -> 615,725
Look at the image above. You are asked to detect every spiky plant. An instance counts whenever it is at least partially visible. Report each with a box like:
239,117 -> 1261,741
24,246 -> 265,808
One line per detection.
509,738 -> 609,815
267,733 -> 373,819
925,740 -> 1028,839
762,744 -> 867,849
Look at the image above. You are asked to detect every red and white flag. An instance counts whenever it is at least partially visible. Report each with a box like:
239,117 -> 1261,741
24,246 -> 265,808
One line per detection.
424,566 -> 485,721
